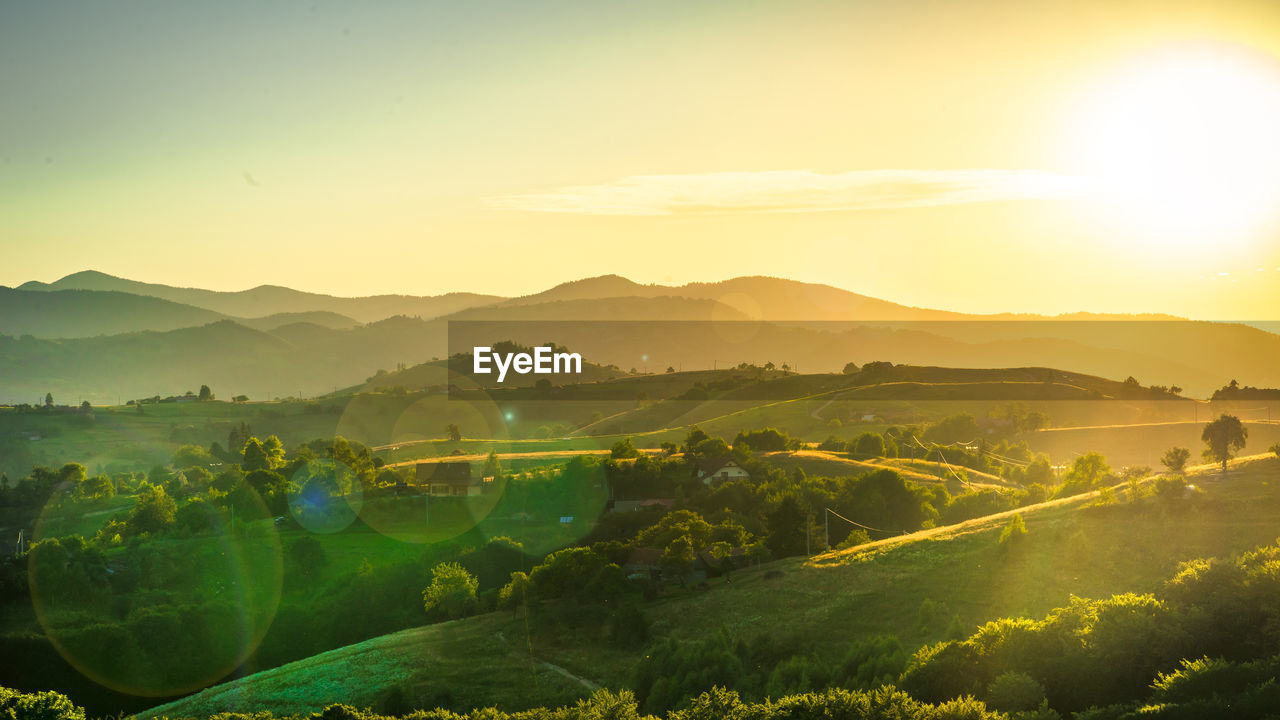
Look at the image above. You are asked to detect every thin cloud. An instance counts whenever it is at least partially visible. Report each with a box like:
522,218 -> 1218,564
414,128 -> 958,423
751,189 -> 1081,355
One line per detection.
493,169 -> 1093,215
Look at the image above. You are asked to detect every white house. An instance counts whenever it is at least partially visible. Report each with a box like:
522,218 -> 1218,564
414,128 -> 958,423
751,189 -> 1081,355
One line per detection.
696,458 -> 750,486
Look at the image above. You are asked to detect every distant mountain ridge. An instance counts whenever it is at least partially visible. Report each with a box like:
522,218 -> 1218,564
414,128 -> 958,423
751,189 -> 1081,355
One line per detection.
17,270 -> 503,323
4,270 -> 1280,402
499,274 -> 969,321
0,287 -> 361,339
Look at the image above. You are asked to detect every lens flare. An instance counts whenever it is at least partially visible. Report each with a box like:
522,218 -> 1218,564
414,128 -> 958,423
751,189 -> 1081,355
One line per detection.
29,484 -> 282,697
288,459 -> 363,534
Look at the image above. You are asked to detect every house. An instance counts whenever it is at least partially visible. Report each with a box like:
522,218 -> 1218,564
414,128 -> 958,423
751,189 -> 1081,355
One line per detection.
416,461 -> 482,496
611,498 -> 675,513
695,458 -> 750,486
623,547 -> 664,579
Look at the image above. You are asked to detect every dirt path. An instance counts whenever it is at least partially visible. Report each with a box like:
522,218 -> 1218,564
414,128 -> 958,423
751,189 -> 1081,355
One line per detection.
385,448 -> 662,468
809,452 -> 1278,566
495,631 -> 599,690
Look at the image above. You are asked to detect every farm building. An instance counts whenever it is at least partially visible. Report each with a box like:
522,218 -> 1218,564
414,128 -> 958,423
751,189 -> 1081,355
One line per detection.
695,458 -> 750,486
415,461 -> 482,496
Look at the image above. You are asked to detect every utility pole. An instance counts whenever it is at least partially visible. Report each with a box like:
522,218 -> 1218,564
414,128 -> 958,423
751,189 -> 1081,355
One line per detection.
806,510 -> 812,557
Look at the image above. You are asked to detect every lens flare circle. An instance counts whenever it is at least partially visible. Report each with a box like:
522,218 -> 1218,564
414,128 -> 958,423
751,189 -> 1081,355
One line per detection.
29,483 -> 282,697
288,458 -> 363,534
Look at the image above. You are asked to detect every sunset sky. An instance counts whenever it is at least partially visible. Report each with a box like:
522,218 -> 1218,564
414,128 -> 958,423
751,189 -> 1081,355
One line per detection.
4,0 -> 1280,318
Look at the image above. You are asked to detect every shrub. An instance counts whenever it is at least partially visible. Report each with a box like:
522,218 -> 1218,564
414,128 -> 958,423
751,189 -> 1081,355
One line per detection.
852,432 -> 886,458
1154,475 -> 1187,503
986,671 -> 1046,711
999,514 -> 1027,545
421,562 -> 478,620
838,635 -> 907,690
818,436 -> 847,452
0,687 -> 85,720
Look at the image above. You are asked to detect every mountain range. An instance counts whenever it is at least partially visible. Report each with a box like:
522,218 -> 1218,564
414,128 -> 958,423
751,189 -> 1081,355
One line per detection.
1,270 -> 1276,403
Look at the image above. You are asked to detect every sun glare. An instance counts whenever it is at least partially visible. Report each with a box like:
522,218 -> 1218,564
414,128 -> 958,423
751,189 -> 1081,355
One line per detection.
1069,43 -> 1280,249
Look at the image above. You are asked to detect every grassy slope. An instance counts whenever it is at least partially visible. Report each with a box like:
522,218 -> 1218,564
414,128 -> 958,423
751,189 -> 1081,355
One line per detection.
142,615 -> 587,719
536,454 -> 1280,688
760,450 -> 1015,490
1027,419 -> 1280,468
145,453 -> 1280,718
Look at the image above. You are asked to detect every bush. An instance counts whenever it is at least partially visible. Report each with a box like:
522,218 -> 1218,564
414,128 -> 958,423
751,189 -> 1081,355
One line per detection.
852,432 -> 886,458
0,686 -> 85,720
1154,476 -> 1187,503
999,514 -> 1027,546
818,436 -> 847,452
838,635 -> 907,690
421,562 -> 478,620
987,671 -> 1046,711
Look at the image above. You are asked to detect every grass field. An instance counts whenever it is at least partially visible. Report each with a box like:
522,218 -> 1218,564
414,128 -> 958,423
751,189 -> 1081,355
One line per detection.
143,453 -> 1280,717
140,614 -> 588,719
759,450 -> 1015,490
1027,419 -> 1280,467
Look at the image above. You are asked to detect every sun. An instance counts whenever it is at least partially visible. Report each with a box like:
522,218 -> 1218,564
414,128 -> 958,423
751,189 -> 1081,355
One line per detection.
1067,42 -> 1280,249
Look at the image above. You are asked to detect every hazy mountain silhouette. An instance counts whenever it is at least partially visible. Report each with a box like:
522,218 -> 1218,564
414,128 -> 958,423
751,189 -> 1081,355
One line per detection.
0,287 -> 360,338
4,271 -> 1280,402
498,275 -> 965,320
0,288 -> 227,338
19,270 -> 502,323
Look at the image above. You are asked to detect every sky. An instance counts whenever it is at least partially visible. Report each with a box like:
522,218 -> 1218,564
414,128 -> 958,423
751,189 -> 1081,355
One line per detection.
4,0 -> 1280,318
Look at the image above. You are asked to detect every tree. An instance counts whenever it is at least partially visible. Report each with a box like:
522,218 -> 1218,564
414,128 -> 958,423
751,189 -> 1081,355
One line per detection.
241,437 -> 269,472
422,562 -> 478,619
198,384 -> 214,401
79,400 -> 91,412
261,435 -> 286,469
172,444 -> 214,469
853,432 -> 886,457
666,366 -> 676,373
1023,457 -> 1053,486
481,450 -> 502,480
843,362 -> 860,374
1057,452 -> 1111,495
766,497 -> 807,558
660,536 -> 696,586
1161,446 -> 1191,474
611,437 -> 641,459
127,484 -> 176,535
289,537 -> 328,578
498,571 -> 531,617
445,423 -> 462,442
1202,414 -> 1247,473
44,393 -> 53,408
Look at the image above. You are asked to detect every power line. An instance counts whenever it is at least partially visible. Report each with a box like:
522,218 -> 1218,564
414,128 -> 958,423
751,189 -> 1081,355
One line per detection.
823,507 -> 909,552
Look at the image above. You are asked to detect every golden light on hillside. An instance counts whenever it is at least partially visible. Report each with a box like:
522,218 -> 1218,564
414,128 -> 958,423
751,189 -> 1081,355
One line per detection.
1067,42 -> 1280,248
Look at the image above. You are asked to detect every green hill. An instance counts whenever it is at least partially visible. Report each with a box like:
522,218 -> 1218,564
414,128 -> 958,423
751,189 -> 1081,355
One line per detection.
142,453 -> 1280,718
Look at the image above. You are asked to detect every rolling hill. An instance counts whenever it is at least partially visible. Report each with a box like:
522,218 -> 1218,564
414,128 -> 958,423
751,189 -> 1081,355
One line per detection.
7,271 -> 1280,402
0,288 -> 228,338
142,453 -> 1280,718
0,287 -> 363,339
